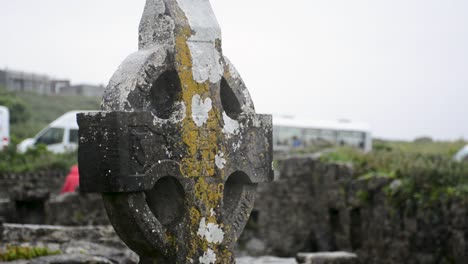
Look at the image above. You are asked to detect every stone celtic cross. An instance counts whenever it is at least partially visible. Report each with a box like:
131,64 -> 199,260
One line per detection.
77,0 -> 272,263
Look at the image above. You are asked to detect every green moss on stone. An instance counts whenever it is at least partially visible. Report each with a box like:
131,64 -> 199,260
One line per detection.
0,245 -> 62,261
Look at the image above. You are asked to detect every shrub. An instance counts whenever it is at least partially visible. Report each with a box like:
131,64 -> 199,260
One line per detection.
0,89 -> 30,124
320,140 -> 468,207
0,143 -> 76,174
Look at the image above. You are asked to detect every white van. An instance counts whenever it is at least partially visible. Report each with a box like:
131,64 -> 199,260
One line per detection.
17,110 -> 95,154
0,106 -> 10,150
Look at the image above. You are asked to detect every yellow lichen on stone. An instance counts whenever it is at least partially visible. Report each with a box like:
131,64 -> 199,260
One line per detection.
194,178 -> 223,213
188,206 -> 208,259
175,26 -> 221,178
165,232 -> 178,251
173,15 -> 231,263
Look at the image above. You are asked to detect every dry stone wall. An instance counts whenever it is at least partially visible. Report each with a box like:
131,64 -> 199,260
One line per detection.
0,170 -> 109,226
45,193 -> 109,226
0,171 -> 66,224
2,159 -> 468,264
240,157 -> 468,264
0,171 -> 66,200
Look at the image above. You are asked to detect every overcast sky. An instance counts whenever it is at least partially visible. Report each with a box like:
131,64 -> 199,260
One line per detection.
1,0 -> 467,140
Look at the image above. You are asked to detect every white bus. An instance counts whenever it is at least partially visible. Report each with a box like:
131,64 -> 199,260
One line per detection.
0,106 -> 10,150
273,116 -> 372,152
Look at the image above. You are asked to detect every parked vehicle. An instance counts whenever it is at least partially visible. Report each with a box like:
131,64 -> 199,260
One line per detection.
0,106 -> 10,150
17,110 -> 95,154
454,145 -> 468,162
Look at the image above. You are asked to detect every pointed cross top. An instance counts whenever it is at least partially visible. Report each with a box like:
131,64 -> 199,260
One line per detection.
139,0 -> 222,50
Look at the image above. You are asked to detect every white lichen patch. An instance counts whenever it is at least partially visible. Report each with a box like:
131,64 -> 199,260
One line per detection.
187,42 -> 223,84
222,112 -> 240,136
241,88 -> 255,113
233,140 -> 241,151
199,248 -> 216,264
171,101 -> 187,123
227,58 -> 241,80
252,115 -> 262,127
139,0 -> 174,49
197,217 -> 224,244
176,0 -> 221,40
192,95 -> 212,127
176,0 -> 223,84
215,152 -> 226,169
165,146 -> 173,158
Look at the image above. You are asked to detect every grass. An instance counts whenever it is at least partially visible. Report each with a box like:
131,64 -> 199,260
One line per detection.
373,138 -> 465,156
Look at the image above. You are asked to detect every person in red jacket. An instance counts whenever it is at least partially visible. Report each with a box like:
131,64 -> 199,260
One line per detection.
61,165 -> 79,193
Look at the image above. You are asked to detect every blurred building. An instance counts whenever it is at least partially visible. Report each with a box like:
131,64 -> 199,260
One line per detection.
0,69 -> 53,95
0,69 -> 103,97
50,79 -> 71,94
59,84 -> 105,97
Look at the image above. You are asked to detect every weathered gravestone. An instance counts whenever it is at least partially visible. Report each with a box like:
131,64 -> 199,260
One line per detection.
77,0 -> 273,263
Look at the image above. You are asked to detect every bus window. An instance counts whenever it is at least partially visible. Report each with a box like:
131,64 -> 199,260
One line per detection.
277,126 -> 302,146
337,131 -> 365,148
304,129 -> 320,145
272,117 -> 371,152
319,130 -> 337,144
36,128 -> 64,145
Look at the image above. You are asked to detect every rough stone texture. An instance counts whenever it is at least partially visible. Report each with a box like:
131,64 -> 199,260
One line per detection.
77,0 -> 273,263
240,157 -> 468,264
0,217 -> 3,241
3,248 -> 135,264
45,193 -> 109,226
28,254 -> 114,264
0,192 -> 109,226
2,224 -> 122,246
0,198 -> 14,222
6,255 -> 112,264
296,252 -> 359,264
1,223 -> 138,264
0,225 -> 300,264
0,171 -> 66,224
0,171 -> 66,200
